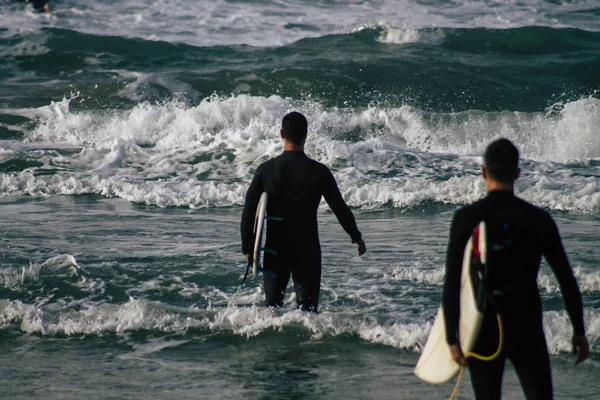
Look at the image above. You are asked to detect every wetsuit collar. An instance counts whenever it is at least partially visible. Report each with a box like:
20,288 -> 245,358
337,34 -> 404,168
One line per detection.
486,189 -> 515,198
282,150 -> 305,154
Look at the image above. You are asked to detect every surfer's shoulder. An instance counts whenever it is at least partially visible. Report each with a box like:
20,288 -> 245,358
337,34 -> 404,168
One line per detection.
301,155 -> 328,172
252,160 -> 267,177
514,195 -> 552,221
450,201 -> 486,234
258,157 -> 275,169
454,200 -> 483,218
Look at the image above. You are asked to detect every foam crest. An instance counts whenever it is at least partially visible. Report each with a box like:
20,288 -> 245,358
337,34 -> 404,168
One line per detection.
539,267 -> 600,294
375,24 -> 444,45
28,95 -> 286,154
0,254 -> 79,289
0,298 -> 204,335
0,297 -> 427,351
545,97 -> 600,161
519,177 -> 600,213
337,174 -> 485,209
0,170 -> 250,208
389,98 -> 600,162
544,310 -> 600,355
357,319 -> 431,350
301,99 -> 600,163
209,306 -> 431,351
26,95 -> 600,163
391,266 -> 600,294
390,267 -> 445,286
2,94 -> 597,211
0,264 -> 41,289
39,254 -> 80,274
0,298 -> 597,355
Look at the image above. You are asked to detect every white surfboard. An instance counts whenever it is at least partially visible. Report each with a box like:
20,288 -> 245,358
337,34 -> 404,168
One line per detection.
414,221 -> 487,384
252,192 -> 268,276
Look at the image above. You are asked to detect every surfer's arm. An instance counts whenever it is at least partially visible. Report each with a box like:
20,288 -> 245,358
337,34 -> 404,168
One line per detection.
543,215 -> 585,337
321,167 -> 363,246
442,208 -> 471,345
240,165 -> 265,255
572,334 -> 590,365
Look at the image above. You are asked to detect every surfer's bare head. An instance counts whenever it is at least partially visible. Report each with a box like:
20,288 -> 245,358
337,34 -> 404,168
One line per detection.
28,0 -> 51,13
280,111 -> 308,145
483,138 -> 520,185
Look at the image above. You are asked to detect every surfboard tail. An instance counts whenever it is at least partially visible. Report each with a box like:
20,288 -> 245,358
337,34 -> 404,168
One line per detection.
414,221 -> 486,384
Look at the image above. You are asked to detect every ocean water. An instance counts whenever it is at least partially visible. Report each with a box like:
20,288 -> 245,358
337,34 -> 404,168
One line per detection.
1,1 -> 599,399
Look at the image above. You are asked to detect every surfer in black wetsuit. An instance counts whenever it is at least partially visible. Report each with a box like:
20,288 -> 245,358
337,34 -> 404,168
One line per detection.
241,112 -> 366,312
442,138 -> 589,399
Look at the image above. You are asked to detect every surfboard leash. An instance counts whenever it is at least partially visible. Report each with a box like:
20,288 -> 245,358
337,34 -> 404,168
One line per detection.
449,313 -> 504,400
228,259 -> 251,308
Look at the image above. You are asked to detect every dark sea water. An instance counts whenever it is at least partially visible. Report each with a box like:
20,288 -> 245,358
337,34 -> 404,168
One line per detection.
1,1 -> 599,399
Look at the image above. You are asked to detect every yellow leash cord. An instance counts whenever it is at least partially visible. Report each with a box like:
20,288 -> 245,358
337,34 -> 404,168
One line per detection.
449,313 -> 504,400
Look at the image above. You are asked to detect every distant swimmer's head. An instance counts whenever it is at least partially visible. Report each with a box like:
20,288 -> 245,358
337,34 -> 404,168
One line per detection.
281,111 -> 308,145
28,0 -> 50,13
483,138 -> 520,184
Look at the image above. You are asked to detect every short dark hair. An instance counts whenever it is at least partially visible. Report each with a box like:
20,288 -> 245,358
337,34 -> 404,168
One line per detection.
281,112 -> 307,145
484,138 -> 519,183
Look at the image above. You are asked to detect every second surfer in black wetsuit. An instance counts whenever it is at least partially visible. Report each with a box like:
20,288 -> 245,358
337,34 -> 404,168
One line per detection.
442,138 -> 589,399
241,112 -> 366,312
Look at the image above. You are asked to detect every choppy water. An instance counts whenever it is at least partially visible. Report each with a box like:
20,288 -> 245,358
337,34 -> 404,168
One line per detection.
1,1 -> 599,399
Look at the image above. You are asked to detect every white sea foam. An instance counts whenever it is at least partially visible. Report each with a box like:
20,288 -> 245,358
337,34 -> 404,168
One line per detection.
544,310 -> 600,355
0,298 -> 202,335
391,265 -> 600,295
0,264 -> 41,289
0,297 -> 596,355
20,95 -> 600,162
1,94 -> 598,211
390,266 -> 445,286
538,267 -> 600,294
0,254 -> 79,287
0,254 -> 107,299
374,24 -> 445,45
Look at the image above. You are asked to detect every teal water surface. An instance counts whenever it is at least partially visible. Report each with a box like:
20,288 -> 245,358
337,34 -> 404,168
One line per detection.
1,0 -> 599,398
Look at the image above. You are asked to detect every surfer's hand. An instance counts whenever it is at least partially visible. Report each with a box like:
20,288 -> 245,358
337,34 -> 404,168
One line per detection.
449,344 -> 466,366
572,334 -> 589,365
354,239 -> 366,256
243,253 -> 250,262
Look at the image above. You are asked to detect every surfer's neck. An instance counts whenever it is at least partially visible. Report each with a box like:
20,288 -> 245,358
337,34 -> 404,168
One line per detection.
283,142 -> 304,152
485,180 -> 514,193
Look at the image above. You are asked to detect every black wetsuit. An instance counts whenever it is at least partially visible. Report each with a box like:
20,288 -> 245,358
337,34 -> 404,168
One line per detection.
241,151 -> 362,312
442,191 -> 585,400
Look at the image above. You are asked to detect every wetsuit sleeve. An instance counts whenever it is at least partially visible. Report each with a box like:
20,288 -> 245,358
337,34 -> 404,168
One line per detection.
442,208 -> 473,345
240,165 -> 265,255
320,167 -> 362,243
542,215 -> 585,336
